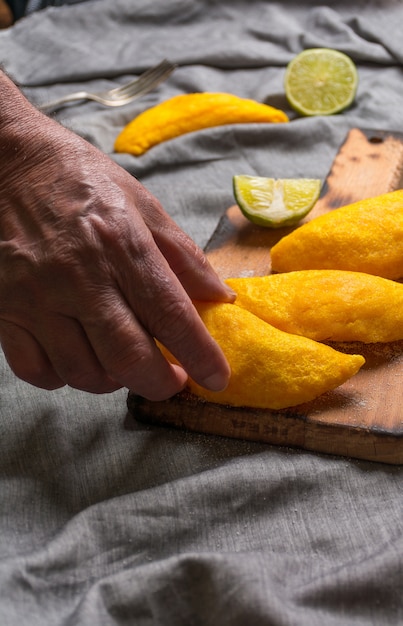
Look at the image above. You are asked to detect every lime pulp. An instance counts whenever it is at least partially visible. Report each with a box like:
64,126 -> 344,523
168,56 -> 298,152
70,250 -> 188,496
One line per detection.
233,175 -> 321,228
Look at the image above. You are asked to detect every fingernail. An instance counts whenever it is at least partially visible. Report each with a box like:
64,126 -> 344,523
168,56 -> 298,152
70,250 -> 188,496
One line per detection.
202,370 -> 230,392
222,283 -> 237,301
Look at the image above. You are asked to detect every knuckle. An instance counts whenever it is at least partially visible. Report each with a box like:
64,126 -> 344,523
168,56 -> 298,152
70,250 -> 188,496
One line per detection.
150,297 -> 193,345
100,336 -> 183,400
0,324 -> 62,389
49,351 -> 122,394
106,337 -> 155,381
65,370 -> 120,394
10,359 -> 63,390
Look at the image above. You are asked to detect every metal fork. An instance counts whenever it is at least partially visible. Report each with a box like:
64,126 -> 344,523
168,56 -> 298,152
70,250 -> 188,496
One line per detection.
40,59 -> 177,112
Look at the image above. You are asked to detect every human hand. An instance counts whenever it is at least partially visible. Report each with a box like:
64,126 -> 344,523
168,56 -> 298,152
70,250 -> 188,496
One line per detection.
0,72 -> 234,398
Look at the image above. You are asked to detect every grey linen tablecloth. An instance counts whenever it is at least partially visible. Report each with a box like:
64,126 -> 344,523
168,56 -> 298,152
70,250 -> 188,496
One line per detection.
1,1 -> 403,624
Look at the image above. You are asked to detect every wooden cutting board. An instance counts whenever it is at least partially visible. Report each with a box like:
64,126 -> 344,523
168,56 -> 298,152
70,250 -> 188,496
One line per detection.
128,128 -> 403,465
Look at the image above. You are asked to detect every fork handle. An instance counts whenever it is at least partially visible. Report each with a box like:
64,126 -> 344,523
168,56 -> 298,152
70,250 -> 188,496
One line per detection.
40,91 -> 89,112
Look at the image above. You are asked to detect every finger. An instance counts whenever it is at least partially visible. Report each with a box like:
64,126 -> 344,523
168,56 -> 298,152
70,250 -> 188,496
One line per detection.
156,230 -> 236,302
35,315 -> 122,394
116,249 -> 231,392
0,320 -> 64,390
133,187 -> 235,302
82,298 -> 190,400
143,292 -> 231,392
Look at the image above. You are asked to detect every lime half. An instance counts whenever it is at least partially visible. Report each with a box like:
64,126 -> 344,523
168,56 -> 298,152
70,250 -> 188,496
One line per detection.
233,175 -> 321,228
285,48 -> 358,116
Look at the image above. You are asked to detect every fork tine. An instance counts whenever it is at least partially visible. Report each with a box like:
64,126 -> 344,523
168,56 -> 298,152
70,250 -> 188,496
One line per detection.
40,59 -> 177,111
108,60 -> 177,98
116,67 -> 177,99
113,69 -> 174,99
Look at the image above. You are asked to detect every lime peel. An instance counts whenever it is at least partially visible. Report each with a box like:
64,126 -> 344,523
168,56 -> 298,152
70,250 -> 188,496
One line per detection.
285,48 -> 358,117
233,175 -> 321,228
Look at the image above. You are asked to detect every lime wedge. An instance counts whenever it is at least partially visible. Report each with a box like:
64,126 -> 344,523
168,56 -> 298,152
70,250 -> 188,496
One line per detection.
233,175 -> 321,228
284,48 -> 358,116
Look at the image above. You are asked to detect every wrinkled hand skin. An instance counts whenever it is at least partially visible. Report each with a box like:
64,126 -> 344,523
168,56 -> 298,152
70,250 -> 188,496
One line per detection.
0,71 -> 234,398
